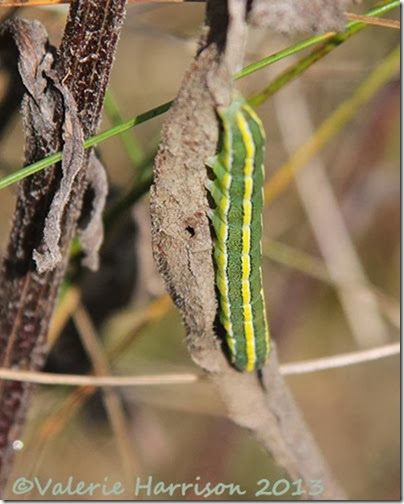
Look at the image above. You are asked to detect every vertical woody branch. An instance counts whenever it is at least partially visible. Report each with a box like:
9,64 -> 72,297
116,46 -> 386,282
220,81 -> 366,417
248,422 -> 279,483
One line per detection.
0,0 -> 126,492
150,0 -> 346,498
58,0 -> 126,136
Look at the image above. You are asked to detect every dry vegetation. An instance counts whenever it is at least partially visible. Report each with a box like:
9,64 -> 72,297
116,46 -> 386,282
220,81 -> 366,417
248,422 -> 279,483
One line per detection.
0,1 -> 400,500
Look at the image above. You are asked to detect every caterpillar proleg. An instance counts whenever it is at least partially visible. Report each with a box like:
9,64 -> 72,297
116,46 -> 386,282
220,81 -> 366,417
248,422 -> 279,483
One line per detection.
206,95 -> 270,372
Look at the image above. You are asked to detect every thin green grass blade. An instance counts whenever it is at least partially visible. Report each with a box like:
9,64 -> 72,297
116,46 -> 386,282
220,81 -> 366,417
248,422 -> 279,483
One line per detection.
248,0 -> 400,106
0,0 -> 398,191
104,90 -> 145,167
0,100 -> 171,190
237,0 -> 399,83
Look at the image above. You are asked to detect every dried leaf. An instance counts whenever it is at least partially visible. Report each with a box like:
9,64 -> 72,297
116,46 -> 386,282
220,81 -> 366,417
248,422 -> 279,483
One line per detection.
78,150 -> 108,271
0,3 -> 126,492
150,0 -> 346,498
2,20 -> 107,274
33,80 -> 85,273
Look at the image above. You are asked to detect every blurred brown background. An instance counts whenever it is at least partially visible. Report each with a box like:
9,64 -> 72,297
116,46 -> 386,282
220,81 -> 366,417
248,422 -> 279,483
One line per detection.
0,1 -> 400,500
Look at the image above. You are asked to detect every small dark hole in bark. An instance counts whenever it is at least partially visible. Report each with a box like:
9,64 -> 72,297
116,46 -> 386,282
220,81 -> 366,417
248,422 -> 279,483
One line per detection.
185,225 -> 195,237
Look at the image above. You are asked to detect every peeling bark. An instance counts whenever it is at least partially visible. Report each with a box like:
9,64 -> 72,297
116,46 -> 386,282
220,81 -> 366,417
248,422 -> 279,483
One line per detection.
150,0 -> 347,498
0,1 -> 127,492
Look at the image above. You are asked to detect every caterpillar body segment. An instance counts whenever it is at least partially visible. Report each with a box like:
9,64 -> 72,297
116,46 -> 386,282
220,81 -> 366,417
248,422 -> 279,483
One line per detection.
206,95 -> 270,372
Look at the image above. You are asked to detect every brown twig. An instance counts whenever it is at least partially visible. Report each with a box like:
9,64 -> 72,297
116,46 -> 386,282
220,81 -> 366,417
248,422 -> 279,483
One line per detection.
73,304 -> 139,485
345,12 -> 400,29
0,0 -> 127,492
0,342 -> 399,385
149,0 -> 347,499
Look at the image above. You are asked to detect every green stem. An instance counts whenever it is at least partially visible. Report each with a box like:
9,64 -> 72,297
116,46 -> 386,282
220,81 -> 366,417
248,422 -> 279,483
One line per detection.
249,0 -> 400,106
239,0 -> 399,84
0,0 -> 399,191
0,101 -> 171,190
264,44 -> 400,204
104,90 -> 145,167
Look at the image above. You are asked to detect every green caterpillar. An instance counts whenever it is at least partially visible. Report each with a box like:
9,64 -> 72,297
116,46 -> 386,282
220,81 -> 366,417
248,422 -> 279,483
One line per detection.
206,95 -> 271,372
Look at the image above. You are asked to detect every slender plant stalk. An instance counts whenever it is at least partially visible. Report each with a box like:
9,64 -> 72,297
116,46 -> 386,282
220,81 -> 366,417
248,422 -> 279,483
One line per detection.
104,90 -> 145,167
249,0 -> 400,106
0,0 -> 128,492
0,342 -> 399,384
0,0 -> 398,191
264,44 -> 400,204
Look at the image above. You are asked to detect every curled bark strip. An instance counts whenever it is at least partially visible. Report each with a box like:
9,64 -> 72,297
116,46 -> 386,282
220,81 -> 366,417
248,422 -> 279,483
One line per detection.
1,19 -> 106,274
78,150 -> 108,271
151,0 -> 346,498
0,18 -> 66,493
0,1 -> 126,492
33,80 -> 85,273
6,19 -> 56,126
150,51 -> 223,372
